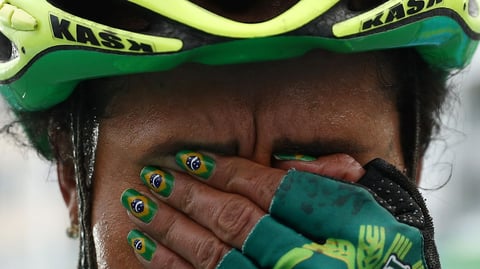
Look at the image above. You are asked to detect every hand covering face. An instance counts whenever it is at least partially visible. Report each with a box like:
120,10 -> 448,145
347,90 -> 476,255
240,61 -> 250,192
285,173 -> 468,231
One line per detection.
217,159 -> 440,269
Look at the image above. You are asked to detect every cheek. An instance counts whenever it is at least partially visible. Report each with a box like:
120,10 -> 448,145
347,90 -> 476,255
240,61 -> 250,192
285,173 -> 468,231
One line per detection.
91,186 -> 138,268
91,151 -> 146,268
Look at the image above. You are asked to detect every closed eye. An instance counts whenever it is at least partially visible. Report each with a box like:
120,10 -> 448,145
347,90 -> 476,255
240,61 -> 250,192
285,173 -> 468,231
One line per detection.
272,138 -> 368,158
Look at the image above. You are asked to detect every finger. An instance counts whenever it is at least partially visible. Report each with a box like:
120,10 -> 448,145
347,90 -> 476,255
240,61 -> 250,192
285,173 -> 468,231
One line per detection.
121,189 -> 231,269
172,151 -> 365,212
174,150 -> 285,211
138,168 -> 265,249
127,229 -> 193,269
273,153 -> 366,182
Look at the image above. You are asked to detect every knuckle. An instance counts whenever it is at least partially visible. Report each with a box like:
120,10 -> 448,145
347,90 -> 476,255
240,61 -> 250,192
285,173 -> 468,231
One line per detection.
221,160 -> 239,189
163,213 -> 181,242
180,182 -> 197,215
336,153 -> 364,180
250,173 -> 279,209
194,237 -> 226,269
216,197 -> 258,243
345,154 -> 361,168
334,153 -> 355,163
154,253 -> 179,268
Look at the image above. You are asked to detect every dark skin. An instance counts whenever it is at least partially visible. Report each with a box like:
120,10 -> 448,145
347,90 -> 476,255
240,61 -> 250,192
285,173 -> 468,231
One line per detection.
56,49 -> 409,268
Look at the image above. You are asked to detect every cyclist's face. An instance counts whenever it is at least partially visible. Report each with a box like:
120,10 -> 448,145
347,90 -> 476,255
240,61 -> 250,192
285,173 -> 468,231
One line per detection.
87,50 -> 405,268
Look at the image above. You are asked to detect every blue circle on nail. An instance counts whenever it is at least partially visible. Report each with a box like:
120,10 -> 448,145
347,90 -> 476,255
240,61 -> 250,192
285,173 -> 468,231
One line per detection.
150,174 -> 163,189
186,156 -> 201,171
131,199 -> 144,213
133,239 -> 143,250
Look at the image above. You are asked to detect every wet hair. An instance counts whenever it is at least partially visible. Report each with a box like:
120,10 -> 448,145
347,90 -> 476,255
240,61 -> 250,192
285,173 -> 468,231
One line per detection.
390,50 -> 450,177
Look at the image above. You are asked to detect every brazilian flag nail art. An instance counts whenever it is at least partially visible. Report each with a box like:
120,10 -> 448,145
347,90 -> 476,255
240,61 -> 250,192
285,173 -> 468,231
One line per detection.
175,150 -> 215,179
127,229 -> 156,262
140,167 -> 174,197
121,189 -> 157,223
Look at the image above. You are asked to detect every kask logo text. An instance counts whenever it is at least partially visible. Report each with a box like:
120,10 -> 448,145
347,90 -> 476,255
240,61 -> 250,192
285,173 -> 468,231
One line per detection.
362,0 -> 443,31
49,14 -> 153,52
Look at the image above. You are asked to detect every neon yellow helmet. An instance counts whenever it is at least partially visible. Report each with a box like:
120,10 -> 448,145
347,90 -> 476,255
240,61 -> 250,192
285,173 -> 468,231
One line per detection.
0,0 -> 479,111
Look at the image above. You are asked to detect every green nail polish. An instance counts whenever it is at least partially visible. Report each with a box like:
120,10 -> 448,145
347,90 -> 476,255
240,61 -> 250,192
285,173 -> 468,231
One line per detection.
121,189 -> 157,223
140,167 -> 174,197
175,150 -> 215,179
273,154 -> 316,161
127,229 -> 156,262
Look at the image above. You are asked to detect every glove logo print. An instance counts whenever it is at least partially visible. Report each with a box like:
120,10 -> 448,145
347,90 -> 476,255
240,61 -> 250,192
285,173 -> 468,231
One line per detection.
275,225 -> 425,269
383,254 -> 411,269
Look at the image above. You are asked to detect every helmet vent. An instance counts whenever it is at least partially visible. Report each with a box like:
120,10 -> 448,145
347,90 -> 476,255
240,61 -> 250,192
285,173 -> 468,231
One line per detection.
348,0 -> 388,11
189,0 -> 300,23
469,0 -> 479,17
0,31 -> 14,62
47,0 -> 152,32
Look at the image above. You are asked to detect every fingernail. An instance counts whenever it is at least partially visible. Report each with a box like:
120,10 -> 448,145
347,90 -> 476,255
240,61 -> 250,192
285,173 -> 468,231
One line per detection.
121,189 -> 157,223
140,167 -> 174,197
273,154 -> 316,161
175,150 -> 215,179
127,229 -> 156,262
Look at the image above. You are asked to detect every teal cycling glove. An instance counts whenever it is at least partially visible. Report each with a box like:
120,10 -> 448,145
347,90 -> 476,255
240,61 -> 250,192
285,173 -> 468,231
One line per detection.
217,159 -> 440,269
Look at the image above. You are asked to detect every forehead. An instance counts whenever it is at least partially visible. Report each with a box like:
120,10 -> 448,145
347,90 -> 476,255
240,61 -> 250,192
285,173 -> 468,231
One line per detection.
97,49 -> 397,140
95,49 -> 396,115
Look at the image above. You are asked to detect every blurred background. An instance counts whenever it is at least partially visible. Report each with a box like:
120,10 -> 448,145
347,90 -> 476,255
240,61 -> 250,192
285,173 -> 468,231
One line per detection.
1,50 -> 479,268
